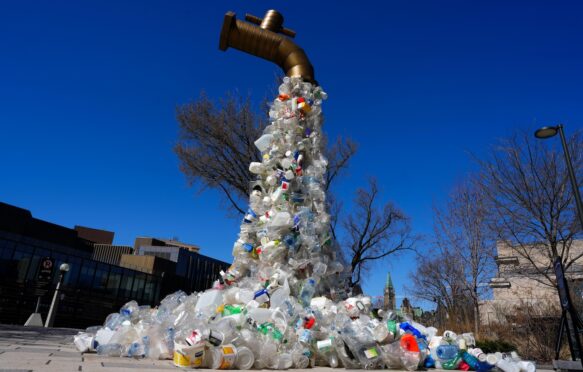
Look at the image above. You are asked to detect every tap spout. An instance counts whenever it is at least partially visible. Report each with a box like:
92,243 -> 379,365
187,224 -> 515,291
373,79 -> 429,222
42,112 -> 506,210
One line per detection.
219,10 -> 316,84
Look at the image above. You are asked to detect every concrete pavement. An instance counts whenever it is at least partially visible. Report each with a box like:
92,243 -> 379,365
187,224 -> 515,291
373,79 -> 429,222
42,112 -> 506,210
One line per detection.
0,324 -> 554,372
0,324 -> 178,372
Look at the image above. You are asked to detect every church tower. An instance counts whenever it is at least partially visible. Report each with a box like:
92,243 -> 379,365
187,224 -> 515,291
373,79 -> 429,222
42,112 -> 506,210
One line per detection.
383,272 -> 396,311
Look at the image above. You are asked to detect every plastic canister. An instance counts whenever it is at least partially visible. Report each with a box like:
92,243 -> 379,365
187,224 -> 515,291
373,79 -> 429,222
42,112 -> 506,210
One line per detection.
235,346 -> 254,370
210,344 -> 238,369
173,341 -> 198,368
191,344 -> 205,368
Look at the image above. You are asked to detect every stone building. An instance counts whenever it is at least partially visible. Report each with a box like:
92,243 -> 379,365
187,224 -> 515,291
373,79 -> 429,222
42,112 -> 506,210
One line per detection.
480,239 -> 583,326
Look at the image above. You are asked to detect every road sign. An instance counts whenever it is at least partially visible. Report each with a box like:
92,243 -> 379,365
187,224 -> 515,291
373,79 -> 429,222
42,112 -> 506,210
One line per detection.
37,257 -> 54,288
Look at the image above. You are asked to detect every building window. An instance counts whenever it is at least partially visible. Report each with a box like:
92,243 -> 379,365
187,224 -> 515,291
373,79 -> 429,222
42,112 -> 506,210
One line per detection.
93,263 -> 109,291
106,267 -> 122,297
12,247 -> 33,283
119,270 -> 134,298
132,273 -> 146,301
78,261 -> 96,289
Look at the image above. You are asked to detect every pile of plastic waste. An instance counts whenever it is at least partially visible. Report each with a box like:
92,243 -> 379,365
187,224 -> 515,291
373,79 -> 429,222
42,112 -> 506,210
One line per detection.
74,77 -> 536,371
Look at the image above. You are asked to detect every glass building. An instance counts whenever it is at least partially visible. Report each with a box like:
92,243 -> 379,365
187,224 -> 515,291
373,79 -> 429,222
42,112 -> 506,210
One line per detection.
0,202 -> 229,328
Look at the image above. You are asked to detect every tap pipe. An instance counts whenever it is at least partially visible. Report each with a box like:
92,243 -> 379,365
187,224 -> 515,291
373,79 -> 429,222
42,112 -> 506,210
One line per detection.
219,10 -> 316,84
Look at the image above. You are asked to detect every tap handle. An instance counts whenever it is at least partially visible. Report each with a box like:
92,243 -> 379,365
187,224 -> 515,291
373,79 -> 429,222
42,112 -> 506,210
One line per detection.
245,13 -> 297,38
279,27 -> 297,38
245,14 -> 263,25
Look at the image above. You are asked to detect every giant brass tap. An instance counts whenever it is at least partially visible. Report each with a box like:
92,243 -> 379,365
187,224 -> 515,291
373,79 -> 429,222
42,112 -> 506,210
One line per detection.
219,10 -> 316,84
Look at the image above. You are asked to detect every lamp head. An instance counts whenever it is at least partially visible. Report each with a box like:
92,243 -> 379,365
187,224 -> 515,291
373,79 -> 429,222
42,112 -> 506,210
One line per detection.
534,126 -> 559,139
59,263 -> 70,273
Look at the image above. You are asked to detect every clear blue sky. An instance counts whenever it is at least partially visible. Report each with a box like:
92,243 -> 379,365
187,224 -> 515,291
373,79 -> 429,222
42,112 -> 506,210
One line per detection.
2,1 -> 582,308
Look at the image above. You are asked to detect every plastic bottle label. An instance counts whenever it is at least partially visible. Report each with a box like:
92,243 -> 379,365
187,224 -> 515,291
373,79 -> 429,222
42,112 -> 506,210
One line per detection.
208,330 -> 223,346
364,347 -> 379,359
219,346 -> 237,369
316,338 -> 332,351
192,349 -> 204,368
299,329 -> 312,343
173,351 -> 191,367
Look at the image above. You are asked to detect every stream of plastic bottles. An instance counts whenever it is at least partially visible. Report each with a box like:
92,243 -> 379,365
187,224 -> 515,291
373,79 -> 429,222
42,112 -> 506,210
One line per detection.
74,77 -> 535,371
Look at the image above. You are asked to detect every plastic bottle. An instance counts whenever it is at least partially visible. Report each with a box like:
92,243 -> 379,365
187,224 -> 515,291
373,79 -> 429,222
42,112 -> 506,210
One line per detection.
517,360 -> 536,372
400,322 -> 425,340
496,357 -> 520,372
235,346 -> 255,370
436,344 -> 460,361
254,133 -> 274,152
209,344 -> 238,369
120,301 -> 139,318
462,351 -> 481,370
441,352 -> 463,370
469,347 -> 488,362
272,353 -> 293,369
316,338 -> 339,368
292,349 -> 310,369
299,278 -> 317,306
96,343 -> 123,357
73,332 -> 95,353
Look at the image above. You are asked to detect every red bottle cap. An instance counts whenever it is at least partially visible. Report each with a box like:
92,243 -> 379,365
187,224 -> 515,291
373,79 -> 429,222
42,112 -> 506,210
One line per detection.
459,361 -> 470,371
399,334 -> 420,352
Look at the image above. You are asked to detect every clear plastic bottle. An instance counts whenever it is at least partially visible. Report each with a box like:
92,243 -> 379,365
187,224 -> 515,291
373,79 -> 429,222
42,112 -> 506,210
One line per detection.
299,278 -> 317,306
96,343 -> 122,357
235,346 -> 255,370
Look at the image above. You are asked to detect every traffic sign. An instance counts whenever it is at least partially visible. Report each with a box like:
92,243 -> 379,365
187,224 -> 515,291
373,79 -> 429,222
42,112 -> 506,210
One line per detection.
37,257 -> 54,288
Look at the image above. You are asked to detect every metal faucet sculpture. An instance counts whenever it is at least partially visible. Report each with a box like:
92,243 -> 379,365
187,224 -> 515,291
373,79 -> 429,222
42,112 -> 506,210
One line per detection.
219,10 -> 316,84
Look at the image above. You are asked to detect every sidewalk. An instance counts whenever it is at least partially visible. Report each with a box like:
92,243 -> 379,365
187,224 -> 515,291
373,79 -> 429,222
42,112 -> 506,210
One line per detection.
0,324 -> 554,372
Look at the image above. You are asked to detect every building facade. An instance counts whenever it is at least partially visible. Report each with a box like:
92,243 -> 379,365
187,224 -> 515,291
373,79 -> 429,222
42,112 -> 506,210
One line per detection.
0,202 -> 229,328
480,240 -> 583,326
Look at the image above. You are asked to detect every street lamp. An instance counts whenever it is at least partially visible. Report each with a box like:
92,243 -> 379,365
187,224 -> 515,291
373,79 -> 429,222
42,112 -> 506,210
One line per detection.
44,263 -> 69,328
534,124 -> 583,366
534,124 -> 583,230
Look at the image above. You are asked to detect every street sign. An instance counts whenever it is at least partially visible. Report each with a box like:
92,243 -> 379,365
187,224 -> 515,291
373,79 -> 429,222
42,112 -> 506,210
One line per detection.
37,257 -> 54,288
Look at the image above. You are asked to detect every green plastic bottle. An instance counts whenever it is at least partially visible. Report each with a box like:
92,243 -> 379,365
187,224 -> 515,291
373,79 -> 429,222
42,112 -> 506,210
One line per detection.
442,353 -> 463,370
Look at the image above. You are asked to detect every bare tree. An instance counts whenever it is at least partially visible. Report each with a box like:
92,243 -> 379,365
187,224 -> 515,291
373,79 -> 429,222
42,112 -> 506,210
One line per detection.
407,247 -> 470,329
433,180 -> 497,334
344,178 -> 414,288
175,93 -> 357,215
175,93 -> 411,289
476,130 -> 583,288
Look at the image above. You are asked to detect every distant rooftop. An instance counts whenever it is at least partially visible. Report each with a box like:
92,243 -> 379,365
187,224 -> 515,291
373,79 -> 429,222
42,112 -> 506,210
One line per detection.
133,236 -> 200,253
74,225 -> 114,245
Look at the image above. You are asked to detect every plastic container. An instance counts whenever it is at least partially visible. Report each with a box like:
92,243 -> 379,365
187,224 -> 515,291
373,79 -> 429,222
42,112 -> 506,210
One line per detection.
96,343 -> 122,357
235,346 -> 254,370
173,341 -> 199,368
254,133 -> 273,152
209,344 -> 238,369
436,344 -> 459,360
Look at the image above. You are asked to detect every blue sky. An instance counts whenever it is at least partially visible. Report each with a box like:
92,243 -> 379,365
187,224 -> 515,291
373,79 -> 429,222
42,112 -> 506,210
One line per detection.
1,1 -> 582,308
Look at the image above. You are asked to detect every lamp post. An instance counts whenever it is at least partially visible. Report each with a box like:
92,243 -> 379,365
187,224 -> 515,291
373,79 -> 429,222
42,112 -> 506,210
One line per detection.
534,124 -> 583,366
44,263 -> 69,328
534,124 -> 583,230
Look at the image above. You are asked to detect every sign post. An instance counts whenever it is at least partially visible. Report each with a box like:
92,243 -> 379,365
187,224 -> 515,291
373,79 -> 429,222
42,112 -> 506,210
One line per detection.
24,257 -> 54,327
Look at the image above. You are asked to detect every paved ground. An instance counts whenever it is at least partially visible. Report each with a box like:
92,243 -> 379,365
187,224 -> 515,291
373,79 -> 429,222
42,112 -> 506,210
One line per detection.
0,324 -> 554,372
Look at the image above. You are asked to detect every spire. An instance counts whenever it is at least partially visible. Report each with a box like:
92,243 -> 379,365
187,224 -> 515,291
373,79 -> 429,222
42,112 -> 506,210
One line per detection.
386,272 -> 393,289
